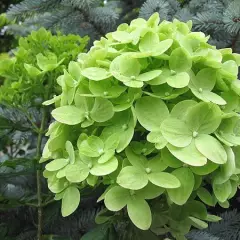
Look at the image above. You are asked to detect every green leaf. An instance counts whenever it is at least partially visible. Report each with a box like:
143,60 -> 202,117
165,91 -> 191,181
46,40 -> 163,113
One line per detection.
46,159 -> 69,171
218,200 -> 230,208
136,183 -> 164,200
190,161 -> 218,175
112,31 -> 133,43
231,80 -> 240,96
188,217 -> 208,229
191,68 -> 216,91
197,187 -> 214,206
166,72 -> 190,88
135,96 -> 169,131
153,39 -> 173,56
220,60 -> 238,80
117,166 -> 148,190
79,136 -> 104,157
90,157 -> 118,176
171,100 -> 197,120
136,70 -> 162,82
213,146 -> 236,184
90,98 -> 114,122
206,214 -> 222,222
125,147 -> 146,170
68,61 -> 82,81
52,106 -> 85,125
36,53 -> 60,71
65,163 -> 89,182
167,142 -> 207,166
24,63 -> 41,77
213,180 -> 232,202
110,55 -> 140,81
201,91 -> 226,105
147,131 -> 168,149
169,47 -> 192,72
193,174 -> 202,191
104,186 -> 129,211
185,102 -> 222,134
148,68 -> 170,85
160,118 -> 192,147
65,141 -> 75,164
48,178 -> 67,193
167,168 -> 195,205
81,67 -> 111,81
139,32 -> 159,52
89,80 -> 126,98
185,200 -> 207,220
148,172 -> 181,188
147,154 -> 168,172
98,150 -> 115,164
127,198 -> 152,230
74,90 -> 94,110
61,186 -> 80,217
195,134 -> 227,164
161,148 -> 183,168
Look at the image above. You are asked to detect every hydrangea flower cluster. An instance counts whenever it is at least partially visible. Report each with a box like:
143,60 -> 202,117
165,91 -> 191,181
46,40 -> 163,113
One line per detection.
41,13 -> 240,235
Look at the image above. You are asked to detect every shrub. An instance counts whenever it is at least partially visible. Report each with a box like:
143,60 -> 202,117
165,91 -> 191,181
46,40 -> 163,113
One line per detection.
0,28 -> 89,106
42,13 -> 240,239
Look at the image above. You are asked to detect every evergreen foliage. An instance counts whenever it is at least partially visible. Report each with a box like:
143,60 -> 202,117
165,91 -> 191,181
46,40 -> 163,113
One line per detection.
188,209 -> 240,240
3,0 -> 240,51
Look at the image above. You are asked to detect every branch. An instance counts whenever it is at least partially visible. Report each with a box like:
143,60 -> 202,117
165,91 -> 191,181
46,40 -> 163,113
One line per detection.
36,74 -> 53,240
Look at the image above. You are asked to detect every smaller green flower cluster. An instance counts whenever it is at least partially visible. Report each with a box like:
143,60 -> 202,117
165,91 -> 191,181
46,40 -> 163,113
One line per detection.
42,13 -> 240,238
0,28 -> 88,106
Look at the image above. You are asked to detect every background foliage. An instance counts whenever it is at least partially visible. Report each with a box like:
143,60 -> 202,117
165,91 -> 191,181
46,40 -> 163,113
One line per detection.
3,0 -> 240,52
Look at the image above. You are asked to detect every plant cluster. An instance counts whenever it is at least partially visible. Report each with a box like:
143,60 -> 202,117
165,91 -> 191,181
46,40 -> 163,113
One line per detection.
42,13 -> 240,239
0,28 -> 89,240
0,28 -> 88,106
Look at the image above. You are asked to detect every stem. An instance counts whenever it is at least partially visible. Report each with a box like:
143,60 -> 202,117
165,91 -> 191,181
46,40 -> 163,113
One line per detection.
36,75 -> 53,240
36,107 -> 48,240
20,106 -> 40,133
